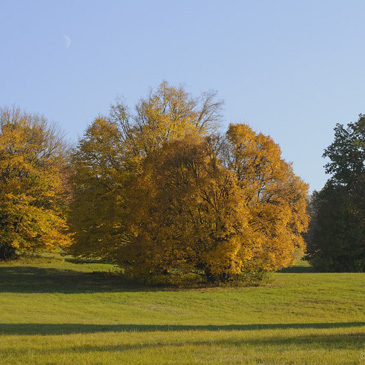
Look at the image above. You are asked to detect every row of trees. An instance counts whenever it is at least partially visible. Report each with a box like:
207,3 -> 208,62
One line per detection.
1,82 -> 362,282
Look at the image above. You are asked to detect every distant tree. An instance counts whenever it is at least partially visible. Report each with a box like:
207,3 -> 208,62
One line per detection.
307,115 -> 365,272
0,107 -> 71,260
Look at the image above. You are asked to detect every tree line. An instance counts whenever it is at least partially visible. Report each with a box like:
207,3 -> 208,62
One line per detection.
0,82 -> 363,284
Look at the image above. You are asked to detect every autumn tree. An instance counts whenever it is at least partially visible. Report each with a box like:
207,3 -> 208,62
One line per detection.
307,115 -> 365,272
67,118 -> 130,260
220,124 -> 309,271
69,82 -> 309,284
68,82 -> 223,261
108,81 -> 222,165
116,125 -> 309,284
118,135 -> 258,283
0,107 -> 71,260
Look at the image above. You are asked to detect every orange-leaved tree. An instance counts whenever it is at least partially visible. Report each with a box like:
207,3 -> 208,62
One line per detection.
68,82 -> 309,285
0,107 -> 71,259
223,124 -> 309,271
119,126 -> 309,284
68,82 -> 223,261
118,135 -> 258,283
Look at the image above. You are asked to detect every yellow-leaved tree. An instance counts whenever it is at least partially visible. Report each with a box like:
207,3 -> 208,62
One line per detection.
68,82 -> 223,260
0,107 -> 71,259
68,118 -> 130,260
119,127 -> 309,284
223,124 -> 309,271
119,135 -> 258,283
109,80 -> 222,166
69,82 -> 309,285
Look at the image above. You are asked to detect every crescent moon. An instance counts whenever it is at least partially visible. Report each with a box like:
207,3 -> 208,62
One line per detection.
64,35 -> 71,48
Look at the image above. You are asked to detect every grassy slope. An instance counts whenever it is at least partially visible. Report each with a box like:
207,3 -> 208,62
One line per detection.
0,256 -> 364,364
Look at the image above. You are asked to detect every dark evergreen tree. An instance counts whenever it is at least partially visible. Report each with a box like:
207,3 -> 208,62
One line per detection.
307,115 -> 365,272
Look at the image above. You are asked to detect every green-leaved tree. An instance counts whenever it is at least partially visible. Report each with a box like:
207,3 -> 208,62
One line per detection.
307,115 -> 365,272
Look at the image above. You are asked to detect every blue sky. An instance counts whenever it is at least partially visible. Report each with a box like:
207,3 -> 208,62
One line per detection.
1,0 -> 365,192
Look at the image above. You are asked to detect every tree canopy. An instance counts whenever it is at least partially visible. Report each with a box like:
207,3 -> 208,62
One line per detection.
67,118 -> 128,260
323,116 -> 365,186
307,115 -> 365,272
68,82 -> 224,262
69,82 -> 309,284
119,135 -> 255,283
0,107 -> 71,259
224,124 -> 309,272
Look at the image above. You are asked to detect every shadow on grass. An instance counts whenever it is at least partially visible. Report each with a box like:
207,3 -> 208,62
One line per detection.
0,322 -> 364,335
0,265 -> 302,294
64,257 -> 112,265
277,261 -> 316,273
58,334 -> 365,354
65,333 -> 365,354
0,266 -> 144,294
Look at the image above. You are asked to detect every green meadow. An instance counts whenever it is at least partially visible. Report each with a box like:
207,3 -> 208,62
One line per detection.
0,256 -> 364,364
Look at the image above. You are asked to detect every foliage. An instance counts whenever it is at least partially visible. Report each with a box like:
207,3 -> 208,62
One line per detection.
109,80 -> 222,166
67,118 -> 129,260
223,124 -> 309,271
119,135 -> 256,283
323,115 -> 365,186
69,82 -> 223,262
69,82 -> 309,285
307,115 -> 365,272
0,107 -> 71,260
119,127 -> 309,284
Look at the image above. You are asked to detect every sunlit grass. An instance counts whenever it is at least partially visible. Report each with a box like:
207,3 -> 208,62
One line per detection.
0,255 -> 364,364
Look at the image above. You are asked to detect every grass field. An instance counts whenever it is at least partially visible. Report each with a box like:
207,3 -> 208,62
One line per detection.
0,255 -> 364,364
